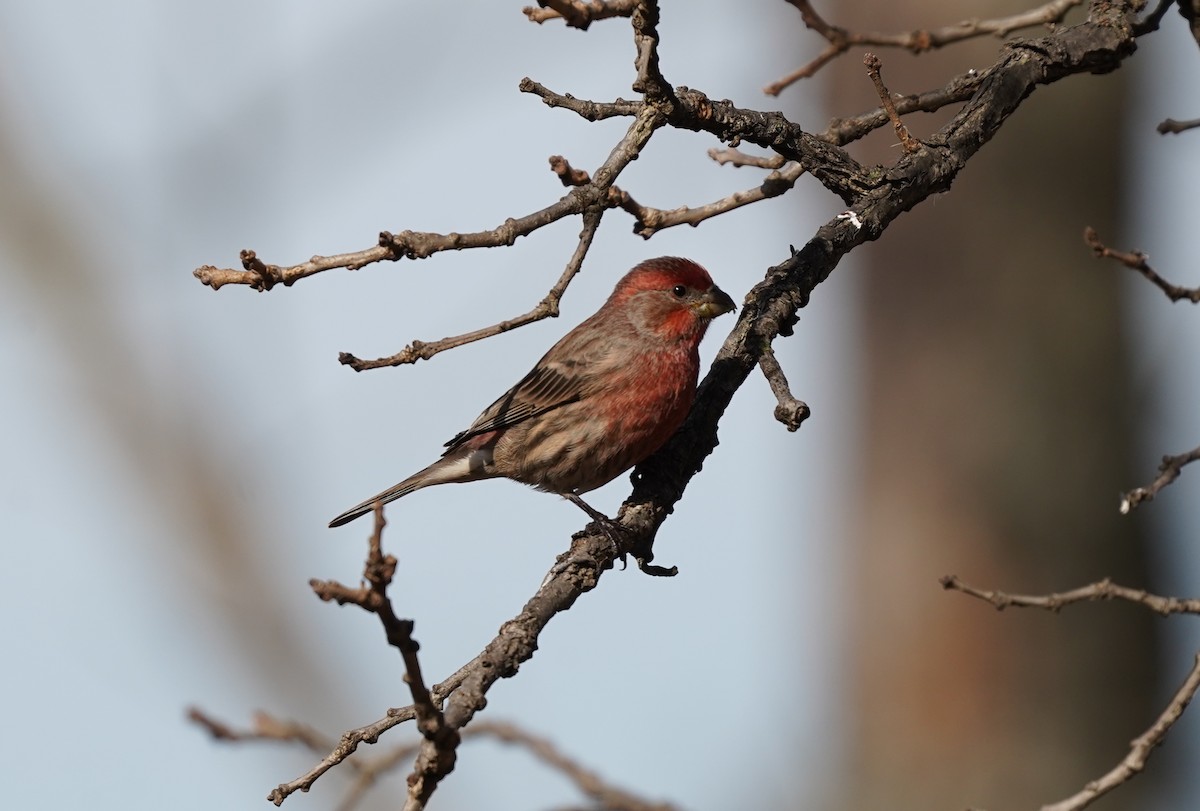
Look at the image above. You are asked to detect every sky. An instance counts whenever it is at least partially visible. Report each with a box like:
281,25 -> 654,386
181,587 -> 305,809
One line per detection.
2,3 -> 1198,811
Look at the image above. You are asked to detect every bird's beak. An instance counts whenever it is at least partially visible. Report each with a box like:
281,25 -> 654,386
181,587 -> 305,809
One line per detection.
692,285 -> 737,319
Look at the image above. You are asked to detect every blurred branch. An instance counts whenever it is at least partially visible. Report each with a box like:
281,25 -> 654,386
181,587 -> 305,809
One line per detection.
1120,444 -> 1200,513
940,575 -> 1200,616
764,0 -> 1084,95
1085,227 -> 1200,303
191,709 -> 682,811
1157,116 -> 1200,133
942,577 -> 1200,808
1040,653 -> 1200,811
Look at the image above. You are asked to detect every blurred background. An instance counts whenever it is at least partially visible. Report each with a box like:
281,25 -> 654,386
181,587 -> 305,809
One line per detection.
2,2 -> 1198,810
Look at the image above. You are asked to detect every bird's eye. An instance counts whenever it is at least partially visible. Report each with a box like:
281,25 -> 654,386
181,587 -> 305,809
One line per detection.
671,284 -> 687,298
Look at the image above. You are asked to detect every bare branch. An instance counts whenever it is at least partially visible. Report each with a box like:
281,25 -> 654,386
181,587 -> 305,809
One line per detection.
1120,445 -> 1200,513
194,245 -> 393,292
472,720 -> 681,811
616,162 -> 805,238
819,69 -> 985,145
1040,653 -> 1200,811
303,508 -> 457,809
259,506 -> 634,806
194,84 -> 654,295
940,575 -> 1200,616
520,78 -> 643,120
1157,116 -> 1200,134
339,104 -> 664,371
1133,0 -> 1182,36
192,710 -> 682,811
521,79 -> 870,203
1085,227 -> 1200,303
549,155 -> 593,187
862,53 -> 920,153
522,0 -> 637,28
338,209 -> 603,371
765,0 -> 1085,94
758,347 -> 810,432
631,1 -> 670,100
707,147 -> 787,169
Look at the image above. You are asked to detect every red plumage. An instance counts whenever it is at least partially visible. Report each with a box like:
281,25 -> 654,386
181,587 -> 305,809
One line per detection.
329,256 -> 735,528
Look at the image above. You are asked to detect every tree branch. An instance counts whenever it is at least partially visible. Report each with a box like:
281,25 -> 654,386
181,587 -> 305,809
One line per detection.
522,0 -> 638,28
940,574 -> 1200,616
1085,226 -> 1200,303
765,0 -> 1086,94
1120,444 -> 1200,513
1040,653 -> 1200,811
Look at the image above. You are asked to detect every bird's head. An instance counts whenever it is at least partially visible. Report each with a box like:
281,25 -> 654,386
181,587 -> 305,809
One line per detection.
609,257 -> 736,345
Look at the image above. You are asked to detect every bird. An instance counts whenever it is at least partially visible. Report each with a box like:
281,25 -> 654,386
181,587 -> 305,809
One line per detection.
328,256 -> 736,529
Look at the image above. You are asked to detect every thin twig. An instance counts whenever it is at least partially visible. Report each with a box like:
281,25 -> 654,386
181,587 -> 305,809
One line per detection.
338,209 -> 603,371
339,104 -> 665,371
819,68 -> 985,146
473,720 -> 681,811
758,347 -> 810,431
1120,445 -> 1200,513
1084,227 -> 1200,303
191,710 -> 682,811
940,574 -> 1200,616
765,0 -> 1084,94
1040,653 -> 1200,811
1157,116 -> 1200,134
1133,0 -> 1178,36
522,0 -> 638,28
549,155 -> 593,186
614,162 -> 806,238
520,79 -> 870,203
265,501 -> 639,806
863,53 -> 920,153
707,147 -> 787,169
305,508 -> 458,811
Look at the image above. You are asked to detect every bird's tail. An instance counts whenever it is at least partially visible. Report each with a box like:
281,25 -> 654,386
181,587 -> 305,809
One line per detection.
327,447 -> 493,528
327,474 -> 427,528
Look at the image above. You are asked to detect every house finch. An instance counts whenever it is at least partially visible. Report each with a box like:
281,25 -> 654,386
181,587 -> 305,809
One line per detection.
329,256 -> 735,528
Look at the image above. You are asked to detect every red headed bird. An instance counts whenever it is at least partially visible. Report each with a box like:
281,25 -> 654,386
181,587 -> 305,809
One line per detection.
329,257 -> 735,528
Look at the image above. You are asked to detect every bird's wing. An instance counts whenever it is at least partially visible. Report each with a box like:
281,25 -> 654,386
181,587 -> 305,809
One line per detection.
443,358 -> 589,451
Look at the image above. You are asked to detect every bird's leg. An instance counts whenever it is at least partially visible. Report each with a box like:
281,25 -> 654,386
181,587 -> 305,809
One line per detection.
564,493 -> 630,566
563,494 -> 677,577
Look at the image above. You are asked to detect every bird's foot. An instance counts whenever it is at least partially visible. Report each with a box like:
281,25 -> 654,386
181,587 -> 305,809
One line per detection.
563,494 -> 677,577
